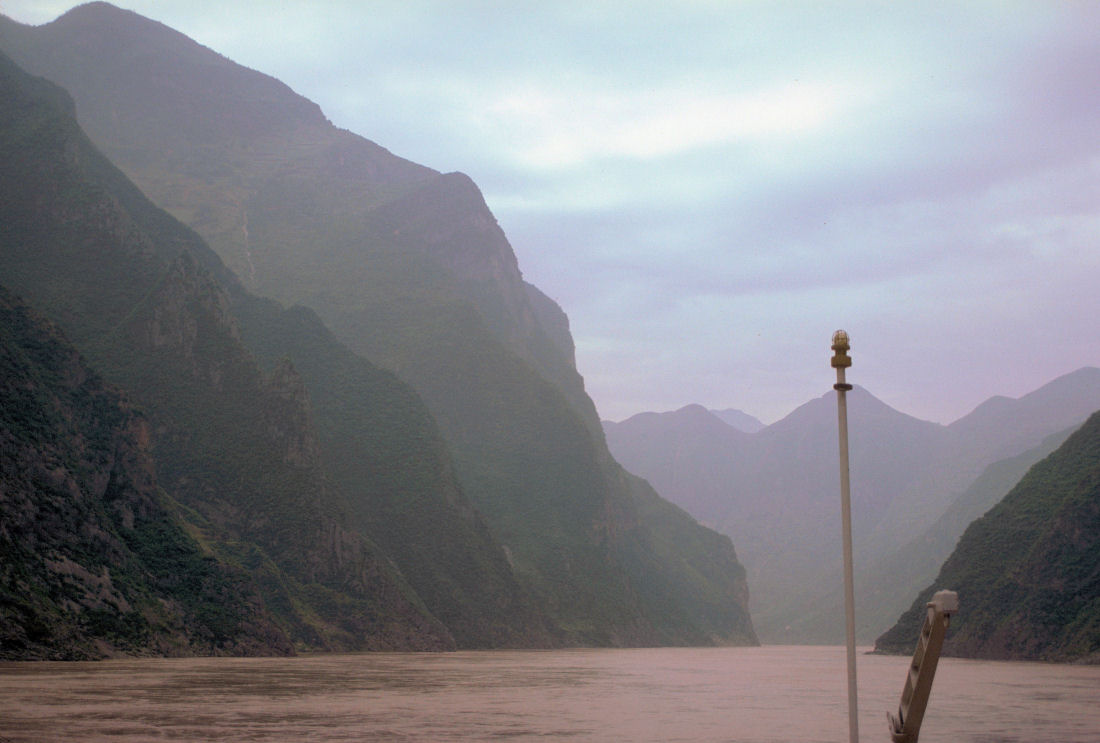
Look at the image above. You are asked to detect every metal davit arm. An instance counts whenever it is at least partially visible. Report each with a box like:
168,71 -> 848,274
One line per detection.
888,590 -> 959,743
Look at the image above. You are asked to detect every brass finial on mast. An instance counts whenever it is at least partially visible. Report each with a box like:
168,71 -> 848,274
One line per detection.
832,329 -> 853,389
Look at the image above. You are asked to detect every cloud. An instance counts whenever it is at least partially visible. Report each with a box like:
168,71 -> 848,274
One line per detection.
4,0 -> 1097,424
476,78 -> 870,170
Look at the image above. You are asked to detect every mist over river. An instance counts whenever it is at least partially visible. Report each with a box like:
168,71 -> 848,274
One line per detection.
1,646 -> 1096,742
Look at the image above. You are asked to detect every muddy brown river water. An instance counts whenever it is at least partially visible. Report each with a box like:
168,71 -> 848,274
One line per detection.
1,646 -> 1097,742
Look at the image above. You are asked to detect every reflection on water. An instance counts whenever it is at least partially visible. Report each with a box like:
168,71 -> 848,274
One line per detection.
1,646 -> 1097,742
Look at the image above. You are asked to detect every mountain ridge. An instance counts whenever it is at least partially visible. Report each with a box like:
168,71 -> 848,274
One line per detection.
876,409 -> 1100,662
0,46 -> 486,652
605,369 -> 1100,642
1,5 -> 757,649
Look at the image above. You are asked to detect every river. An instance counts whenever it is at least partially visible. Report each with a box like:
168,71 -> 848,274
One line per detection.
1,646 -> 1096,742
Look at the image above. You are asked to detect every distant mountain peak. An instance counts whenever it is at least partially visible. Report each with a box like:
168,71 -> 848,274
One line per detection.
604,404 -> 750,445
674,402 -> 711,417
949,366 -> 1100,446
54,1 -> 128,21
761,384 -> 939,436
1023,365 -> 1100,399
709,407 -> 766,433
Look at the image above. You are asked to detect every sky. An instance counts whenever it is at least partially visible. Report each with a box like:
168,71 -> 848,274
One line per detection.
4,1 -> 1098,424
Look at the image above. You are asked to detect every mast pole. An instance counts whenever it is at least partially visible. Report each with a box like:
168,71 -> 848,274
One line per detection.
831,329 -> 859,743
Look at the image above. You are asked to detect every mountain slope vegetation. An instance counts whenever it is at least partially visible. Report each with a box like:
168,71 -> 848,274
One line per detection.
876,410 -> 1100,662
0,2 -> 757,647
0,4 -> 756,649
0,285 -> 292,659
0,48 -> 457,652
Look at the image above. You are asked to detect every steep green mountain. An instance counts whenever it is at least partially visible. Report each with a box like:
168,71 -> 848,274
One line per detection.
0,48 -> 455,652
233,297 -> 552,648
856,425 -> 1078,644
605,373 -> 1100,642
876,410 -> 1100,662
0,285 -> 292,659
0,3 -> 757,646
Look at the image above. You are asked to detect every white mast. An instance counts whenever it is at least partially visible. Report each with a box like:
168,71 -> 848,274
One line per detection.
831,329 -> 859,743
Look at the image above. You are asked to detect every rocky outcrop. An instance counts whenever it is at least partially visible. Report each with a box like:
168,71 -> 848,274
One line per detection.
262,357 -> 321,469
0,285 -> 292,659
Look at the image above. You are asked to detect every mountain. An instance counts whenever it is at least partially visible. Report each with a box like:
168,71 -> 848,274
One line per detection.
0,4 -> 756,647
605,373 -> 1100,642
606,389 -> 947,641
875,410 -> 1100,662
709,408 -> 766,434
947,367 -> 1100,464
855,425 -> 1078,645
0,47 -> 465,652
0,285 -> 292,659
232,297 -> 551,648
602,404 -> 753,521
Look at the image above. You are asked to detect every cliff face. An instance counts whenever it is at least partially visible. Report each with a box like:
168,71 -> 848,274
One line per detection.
875,410 -> 1100,662
0,4 -> 757,648
0,286 -> 292,659
0,48 -> 455,653
262,357 -> 322,469
0,41 -> 550,652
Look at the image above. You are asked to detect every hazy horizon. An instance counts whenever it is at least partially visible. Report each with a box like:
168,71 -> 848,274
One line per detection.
603,365 -> 1100,426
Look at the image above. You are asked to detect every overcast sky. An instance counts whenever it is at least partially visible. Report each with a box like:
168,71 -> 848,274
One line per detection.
6,1 -> 1099,424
